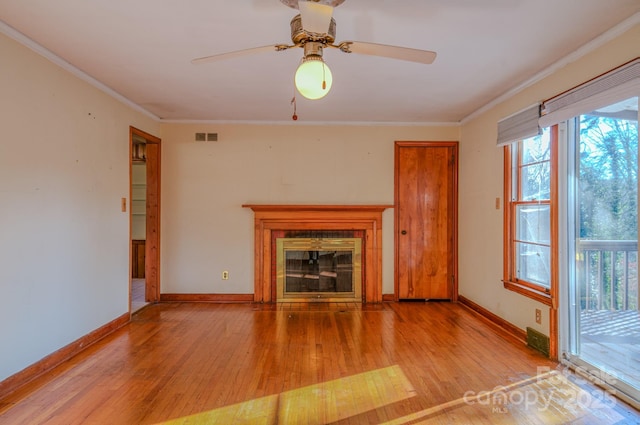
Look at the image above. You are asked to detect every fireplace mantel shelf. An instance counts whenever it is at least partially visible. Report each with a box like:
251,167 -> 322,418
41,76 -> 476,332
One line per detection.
242,204 -> 393,212
244,204 -> 390,303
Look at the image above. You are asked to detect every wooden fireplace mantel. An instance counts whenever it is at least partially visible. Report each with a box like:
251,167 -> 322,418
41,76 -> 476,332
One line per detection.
243,204 -> 392,213
243,204 -> 393,303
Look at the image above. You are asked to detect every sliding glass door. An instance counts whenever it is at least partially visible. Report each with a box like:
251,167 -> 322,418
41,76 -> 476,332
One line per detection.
566,96 -> 640,401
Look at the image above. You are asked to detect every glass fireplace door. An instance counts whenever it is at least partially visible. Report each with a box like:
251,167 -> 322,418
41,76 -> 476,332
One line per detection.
276,238 -> 362,302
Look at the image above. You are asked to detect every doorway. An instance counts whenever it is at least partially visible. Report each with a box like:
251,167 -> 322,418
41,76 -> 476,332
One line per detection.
131,155 -> 147,311
394,141 -> 458,300
565,96 -> 640,403
130,127 -> 161,311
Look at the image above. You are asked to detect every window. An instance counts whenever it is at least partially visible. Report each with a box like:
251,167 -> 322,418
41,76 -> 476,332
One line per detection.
503,126 -> 557,304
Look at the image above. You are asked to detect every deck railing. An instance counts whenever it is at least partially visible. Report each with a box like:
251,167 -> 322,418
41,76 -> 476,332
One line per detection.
577,240 -> 638,311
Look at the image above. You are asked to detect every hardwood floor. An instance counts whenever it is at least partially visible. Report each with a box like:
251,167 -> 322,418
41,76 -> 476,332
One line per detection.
1,302 -> 639,424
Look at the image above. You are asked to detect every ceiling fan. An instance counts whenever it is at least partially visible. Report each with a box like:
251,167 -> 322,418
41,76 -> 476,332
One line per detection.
192,0 -> 436,104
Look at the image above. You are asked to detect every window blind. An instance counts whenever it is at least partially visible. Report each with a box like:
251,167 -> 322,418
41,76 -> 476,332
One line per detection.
539,58 -> 640,128
496,103 -> 541,147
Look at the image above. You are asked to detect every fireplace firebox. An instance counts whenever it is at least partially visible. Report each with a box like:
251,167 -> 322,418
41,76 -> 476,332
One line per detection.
276,237 -> 362,302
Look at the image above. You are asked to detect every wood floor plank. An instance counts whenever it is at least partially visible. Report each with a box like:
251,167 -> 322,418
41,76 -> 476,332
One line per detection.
1,302 -> 639,424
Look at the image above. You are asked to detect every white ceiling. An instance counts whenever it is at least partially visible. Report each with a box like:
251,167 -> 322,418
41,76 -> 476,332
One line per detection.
1,0 -> 639,124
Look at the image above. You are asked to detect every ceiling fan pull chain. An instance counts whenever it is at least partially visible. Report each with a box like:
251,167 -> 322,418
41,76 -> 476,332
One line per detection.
291,96 -> 298,121
322,62 -> 327,90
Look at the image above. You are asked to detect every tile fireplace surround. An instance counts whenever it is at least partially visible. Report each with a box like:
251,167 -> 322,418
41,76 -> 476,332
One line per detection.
243,205 -> 392,303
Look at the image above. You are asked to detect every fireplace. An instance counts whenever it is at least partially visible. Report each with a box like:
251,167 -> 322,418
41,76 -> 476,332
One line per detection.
243,205 -> 392,303
277,236 -> 362,302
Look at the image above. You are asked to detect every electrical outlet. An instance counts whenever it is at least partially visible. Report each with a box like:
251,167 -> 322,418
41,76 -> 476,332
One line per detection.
535,309 -> 542,324
222,271 -> 229,280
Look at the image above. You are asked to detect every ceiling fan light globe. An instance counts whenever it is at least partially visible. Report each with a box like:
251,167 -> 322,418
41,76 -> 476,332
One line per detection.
295,57 -> 333,100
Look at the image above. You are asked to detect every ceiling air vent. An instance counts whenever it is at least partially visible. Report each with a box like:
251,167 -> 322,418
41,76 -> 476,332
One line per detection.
195,133 -> 206,141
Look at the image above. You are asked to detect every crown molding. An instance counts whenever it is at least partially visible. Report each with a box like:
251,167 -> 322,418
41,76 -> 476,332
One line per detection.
159,118 -> 460,127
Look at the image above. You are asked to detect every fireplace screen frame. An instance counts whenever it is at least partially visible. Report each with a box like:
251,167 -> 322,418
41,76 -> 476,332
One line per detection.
276,237 -> 362,302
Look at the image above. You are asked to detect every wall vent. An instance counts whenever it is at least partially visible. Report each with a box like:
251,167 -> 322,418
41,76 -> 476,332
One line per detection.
194,132 -> 218,142
526,327 -> 550,357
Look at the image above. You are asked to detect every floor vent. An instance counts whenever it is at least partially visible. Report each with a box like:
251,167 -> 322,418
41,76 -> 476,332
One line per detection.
526,327 -> 550,357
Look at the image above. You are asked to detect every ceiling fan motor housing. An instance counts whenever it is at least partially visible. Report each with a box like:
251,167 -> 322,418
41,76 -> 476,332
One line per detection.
290,14 -> 336,45
280,0 -> 346,8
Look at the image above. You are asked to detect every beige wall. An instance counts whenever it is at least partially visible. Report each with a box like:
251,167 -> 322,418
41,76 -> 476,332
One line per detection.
159,123 -> 459,295
458,24 -> 640,335
0,32 -> 159,381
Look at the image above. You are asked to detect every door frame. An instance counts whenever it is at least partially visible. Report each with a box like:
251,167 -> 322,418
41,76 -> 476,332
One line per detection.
394,141 -> 459,301
129,126 -> 161,305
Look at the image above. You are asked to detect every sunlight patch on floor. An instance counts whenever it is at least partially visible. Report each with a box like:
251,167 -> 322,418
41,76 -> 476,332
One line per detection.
157,365 -> 416,424
156,368 -> 626,424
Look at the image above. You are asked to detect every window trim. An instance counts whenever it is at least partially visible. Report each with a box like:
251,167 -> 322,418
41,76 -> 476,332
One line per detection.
503,125 -> 558,307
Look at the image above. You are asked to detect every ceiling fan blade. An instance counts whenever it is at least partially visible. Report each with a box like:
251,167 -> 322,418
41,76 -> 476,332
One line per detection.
341,41 -> 437,64
191,44 -> 291,65
299,1 -> 333,34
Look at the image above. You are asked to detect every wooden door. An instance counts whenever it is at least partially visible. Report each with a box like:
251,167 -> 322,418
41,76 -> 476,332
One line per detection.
395,141 -> 458,300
